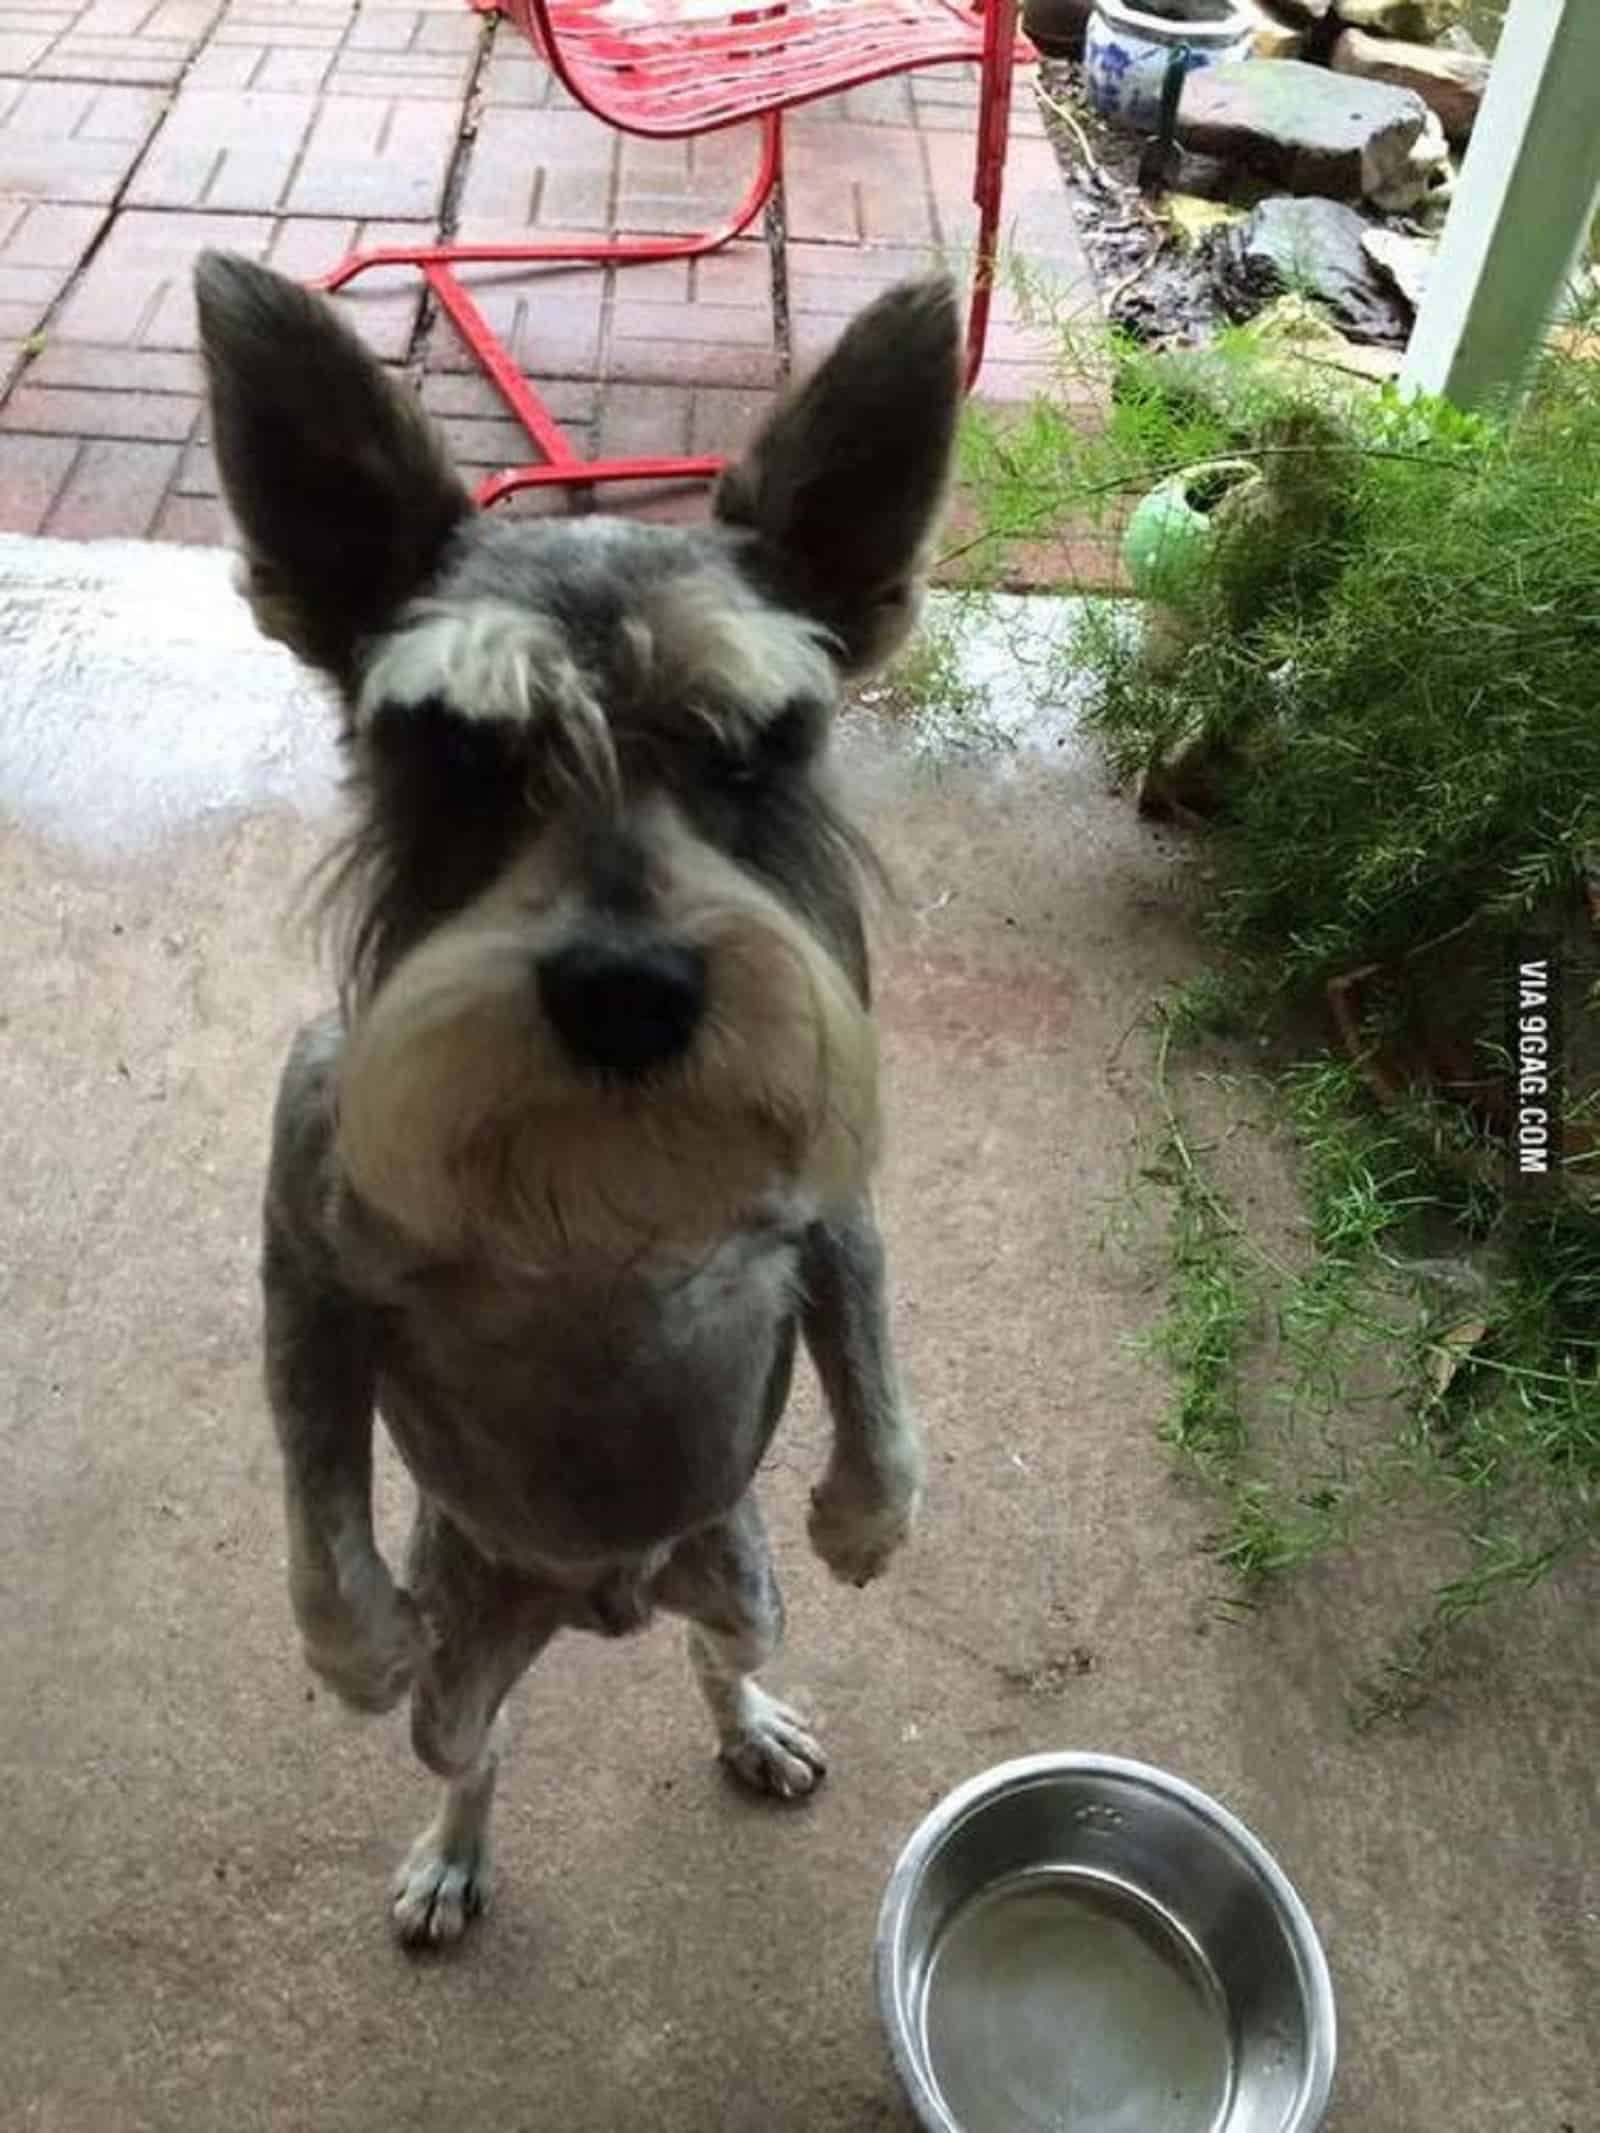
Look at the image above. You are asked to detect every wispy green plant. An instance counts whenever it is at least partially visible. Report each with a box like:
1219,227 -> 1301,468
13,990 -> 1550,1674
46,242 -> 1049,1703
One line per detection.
1214,1477 -> 1347,1584
1352,1527 -> 1583,1728
1143,1016 -> 1363,1588
1152,1138 -> 1252,1481
953,292 -> 1600,1709
1141,1007 -> 1600,1712
961,319 -> 1600,990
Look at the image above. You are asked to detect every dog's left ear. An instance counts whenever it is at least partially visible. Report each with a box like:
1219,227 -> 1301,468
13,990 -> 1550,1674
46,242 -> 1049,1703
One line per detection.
194,251 -> 471,690
713,275 -> 962,672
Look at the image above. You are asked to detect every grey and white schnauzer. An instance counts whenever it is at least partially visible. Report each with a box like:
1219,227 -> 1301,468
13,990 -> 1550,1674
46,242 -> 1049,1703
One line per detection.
194,250 -> 959,1946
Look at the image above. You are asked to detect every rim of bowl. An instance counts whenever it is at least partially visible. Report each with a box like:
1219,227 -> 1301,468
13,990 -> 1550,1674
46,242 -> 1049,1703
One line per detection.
874,1751 -> 1337,2133
1091,0 -> 1251,46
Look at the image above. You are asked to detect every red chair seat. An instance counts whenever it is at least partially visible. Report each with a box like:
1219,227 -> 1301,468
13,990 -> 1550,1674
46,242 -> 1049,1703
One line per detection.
507,0 -> 997,136
316,0 -> 1031,506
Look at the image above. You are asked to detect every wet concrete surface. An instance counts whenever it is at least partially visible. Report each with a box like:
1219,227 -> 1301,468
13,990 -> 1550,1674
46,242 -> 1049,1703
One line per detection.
2,536 -> 1596,2132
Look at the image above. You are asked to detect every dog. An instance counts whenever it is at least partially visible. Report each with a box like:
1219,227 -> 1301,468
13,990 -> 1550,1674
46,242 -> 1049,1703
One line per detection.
193,250 -> 959,1946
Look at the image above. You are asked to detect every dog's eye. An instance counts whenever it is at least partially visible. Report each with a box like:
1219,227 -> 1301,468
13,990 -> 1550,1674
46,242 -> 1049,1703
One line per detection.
654,695 -> 826,811
366,698 -> 517,802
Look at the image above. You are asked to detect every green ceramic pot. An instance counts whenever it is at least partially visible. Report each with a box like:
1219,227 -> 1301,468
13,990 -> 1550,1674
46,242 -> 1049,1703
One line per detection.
1121,458 -> 1263,603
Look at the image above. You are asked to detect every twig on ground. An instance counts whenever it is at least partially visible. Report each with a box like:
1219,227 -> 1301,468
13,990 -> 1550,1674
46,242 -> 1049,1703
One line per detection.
1325,966 -> 1404,1111
1104,248 -> 1162,318
1037,84 -> 1110,192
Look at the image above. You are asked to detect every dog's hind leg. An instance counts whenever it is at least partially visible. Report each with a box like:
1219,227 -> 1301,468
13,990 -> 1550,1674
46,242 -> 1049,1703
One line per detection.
656,1495 -> 826,1801
391,1499 -> 562,1947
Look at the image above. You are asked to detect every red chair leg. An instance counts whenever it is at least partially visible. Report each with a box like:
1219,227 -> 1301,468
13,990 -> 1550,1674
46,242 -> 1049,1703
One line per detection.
311,0 -> 1026,514
311,111 -> 784,507
965,0 -> 1021,392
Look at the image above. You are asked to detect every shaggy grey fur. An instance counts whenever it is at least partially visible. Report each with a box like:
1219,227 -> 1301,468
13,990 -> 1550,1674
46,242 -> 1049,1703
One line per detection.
195,250 -> 959,1945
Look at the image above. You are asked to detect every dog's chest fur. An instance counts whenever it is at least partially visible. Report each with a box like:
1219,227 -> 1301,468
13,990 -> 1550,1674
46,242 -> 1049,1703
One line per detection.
280,1016 -> 804,1576
374,1240 -> 802,1573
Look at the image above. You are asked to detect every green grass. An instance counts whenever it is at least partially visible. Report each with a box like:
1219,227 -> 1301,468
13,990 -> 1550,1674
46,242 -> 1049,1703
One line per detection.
938,282 -> 1600,1711
1213,1479 -> 1344,1585
1143,1016 -> 1362,1595
1140,995 -> 1600,1716
1149,1123 -> 1251,1482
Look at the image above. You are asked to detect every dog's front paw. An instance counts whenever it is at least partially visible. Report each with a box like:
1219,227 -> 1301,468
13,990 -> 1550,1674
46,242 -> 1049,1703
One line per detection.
297,1570 -> 427,1715
392,1828 -> 491,1948
721,1684 -> 827,1801
807,1449 -> 922,1588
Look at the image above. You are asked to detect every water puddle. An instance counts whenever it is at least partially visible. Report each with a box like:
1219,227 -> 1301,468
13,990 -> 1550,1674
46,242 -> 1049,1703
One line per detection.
0,534 -> 338,855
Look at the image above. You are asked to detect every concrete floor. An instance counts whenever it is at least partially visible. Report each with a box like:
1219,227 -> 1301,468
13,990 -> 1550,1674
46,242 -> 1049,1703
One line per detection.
2,536 -> 1597,2132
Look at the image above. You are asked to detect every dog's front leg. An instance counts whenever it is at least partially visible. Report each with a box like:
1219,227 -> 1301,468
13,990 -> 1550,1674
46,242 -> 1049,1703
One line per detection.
800,1200 -> 923,1587
263,1231 -> 425,1713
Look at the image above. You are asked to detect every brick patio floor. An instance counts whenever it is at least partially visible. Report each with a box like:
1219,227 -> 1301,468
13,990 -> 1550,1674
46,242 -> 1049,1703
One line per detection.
0,0 -> 1105,565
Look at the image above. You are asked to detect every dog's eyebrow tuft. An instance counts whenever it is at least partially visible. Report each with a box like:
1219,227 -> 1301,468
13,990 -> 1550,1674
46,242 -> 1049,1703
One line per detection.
639,575 -> 837,739
360,578 -> 838,769
358,601 -> 619,803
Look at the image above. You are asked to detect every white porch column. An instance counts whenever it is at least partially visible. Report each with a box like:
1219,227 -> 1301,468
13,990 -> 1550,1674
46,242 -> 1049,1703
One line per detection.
1399,0 -> 1600,409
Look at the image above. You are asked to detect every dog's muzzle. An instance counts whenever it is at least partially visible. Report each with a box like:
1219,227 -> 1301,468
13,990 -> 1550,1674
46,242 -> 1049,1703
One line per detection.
537,932 -> 707,1082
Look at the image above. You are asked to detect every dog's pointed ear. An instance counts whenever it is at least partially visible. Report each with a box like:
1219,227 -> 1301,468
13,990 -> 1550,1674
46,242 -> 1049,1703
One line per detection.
194,250 -> 470,689
713,275 -> 961,672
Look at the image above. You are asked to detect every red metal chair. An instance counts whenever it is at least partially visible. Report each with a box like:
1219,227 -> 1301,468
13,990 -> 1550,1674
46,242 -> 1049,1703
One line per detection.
316,0 -> 1031,509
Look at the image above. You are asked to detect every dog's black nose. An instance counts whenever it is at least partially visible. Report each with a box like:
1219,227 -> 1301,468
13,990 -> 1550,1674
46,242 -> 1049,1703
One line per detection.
538,936 -> 706,1080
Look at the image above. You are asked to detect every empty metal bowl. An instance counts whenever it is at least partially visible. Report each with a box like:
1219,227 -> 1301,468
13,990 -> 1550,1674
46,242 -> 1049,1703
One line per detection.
876,1753 -> 1335,2133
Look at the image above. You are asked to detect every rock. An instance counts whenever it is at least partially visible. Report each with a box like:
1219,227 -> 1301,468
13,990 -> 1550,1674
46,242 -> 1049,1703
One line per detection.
1240,0 -> 1308,59
1107,247 -> 1231,346
1362,225 -> 1438,312
1367,105 -> 1451,212
1247,294 -> 1403,380
1410,161 -> 1456,226
1176,58 -> 1428,204
1165,192 -> 1248,251
1333,0 -> 1461,37
1169,146 -> 1258,201
1213,193 -> 1411,343
1437,22 -> 1487,58
1332,25 -> 1488,141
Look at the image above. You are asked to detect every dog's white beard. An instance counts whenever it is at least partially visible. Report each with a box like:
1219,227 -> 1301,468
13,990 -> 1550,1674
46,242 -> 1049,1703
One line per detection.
336,903 -> 879,1269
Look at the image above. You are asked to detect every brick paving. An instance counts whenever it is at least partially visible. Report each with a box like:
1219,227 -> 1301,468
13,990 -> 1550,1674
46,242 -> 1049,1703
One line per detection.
0,0 -> 1106,572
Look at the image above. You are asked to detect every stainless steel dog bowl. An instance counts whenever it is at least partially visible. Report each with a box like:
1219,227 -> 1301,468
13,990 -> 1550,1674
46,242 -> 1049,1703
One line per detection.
876,1754 -> 1335,2133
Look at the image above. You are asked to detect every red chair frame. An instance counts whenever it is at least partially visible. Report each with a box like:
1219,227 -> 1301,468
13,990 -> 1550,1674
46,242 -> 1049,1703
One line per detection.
315,0 -> 1031,508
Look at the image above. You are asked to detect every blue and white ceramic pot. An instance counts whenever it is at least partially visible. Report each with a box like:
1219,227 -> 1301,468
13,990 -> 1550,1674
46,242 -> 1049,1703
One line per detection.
1084,0 -> 1254,134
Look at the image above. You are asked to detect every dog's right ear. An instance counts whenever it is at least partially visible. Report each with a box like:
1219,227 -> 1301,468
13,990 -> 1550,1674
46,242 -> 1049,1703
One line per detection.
712,275 -> 962,674
194,251 -> 470,690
